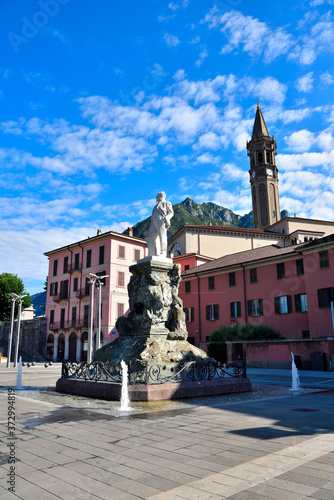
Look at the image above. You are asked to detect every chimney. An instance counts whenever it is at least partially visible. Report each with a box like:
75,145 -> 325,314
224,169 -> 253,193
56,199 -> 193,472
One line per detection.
97,229 -> 102,235
128,227 -> 133,237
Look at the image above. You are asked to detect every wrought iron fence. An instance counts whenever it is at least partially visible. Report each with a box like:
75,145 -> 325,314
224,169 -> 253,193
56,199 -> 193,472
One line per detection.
61,358 -> 247,385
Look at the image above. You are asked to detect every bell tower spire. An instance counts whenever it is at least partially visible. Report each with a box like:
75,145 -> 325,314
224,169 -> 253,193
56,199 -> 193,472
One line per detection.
247,102 -> 281,229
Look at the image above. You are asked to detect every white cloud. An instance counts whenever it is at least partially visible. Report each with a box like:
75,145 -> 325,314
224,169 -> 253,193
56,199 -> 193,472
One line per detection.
195,48 -> 208,67
320,71 -> 334,86
203,8 -> 334,65
163,33 -> 180,47
284,129 -> 315,152
277,150 -> 334,171
168,3 -> 179,11
296,72 -> 314,92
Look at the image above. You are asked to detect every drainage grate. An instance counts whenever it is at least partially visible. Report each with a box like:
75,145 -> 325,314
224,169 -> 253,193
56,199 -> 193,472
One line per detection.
292,408 -> 318,412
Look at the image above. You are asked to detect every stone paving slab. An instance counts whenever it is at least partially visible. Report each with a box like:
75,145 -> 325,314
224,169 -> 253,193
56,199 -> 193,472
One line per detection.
1,374 -> 334,499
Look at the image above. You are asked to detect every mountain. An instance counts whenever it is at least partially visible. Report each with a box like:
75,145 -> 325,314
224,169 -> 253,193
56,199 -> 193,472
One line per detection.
128,198 -> 254,240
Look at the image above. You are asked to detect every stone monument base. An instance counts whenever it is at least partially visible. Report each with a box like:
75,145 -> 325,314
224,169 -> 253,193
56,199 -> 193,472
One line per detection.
56,377 -> 252,401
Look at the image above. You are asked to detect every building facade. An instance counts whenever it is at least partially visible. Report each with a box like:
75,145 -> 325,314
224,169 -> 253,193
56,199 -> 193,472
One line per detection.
44,229 -> 147,362
180,235 -> 334,348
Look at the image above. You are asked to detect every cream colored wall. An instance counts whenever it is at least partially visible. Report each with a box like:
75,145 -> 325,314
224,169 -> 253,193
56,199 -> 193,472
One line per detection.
286,220 -> 334,236
169,231 -> 283,259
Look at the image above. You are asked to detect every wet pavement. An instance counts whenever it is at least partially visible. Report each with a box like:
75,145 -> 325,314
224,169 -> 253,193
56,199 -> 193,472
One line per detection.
0,363 -> 334,499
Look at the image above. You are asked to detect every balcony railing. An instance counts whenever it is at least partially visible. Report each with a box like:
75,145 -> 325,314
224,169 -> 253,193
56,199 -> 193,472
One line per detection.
49,319 -> 89,331
75,288 -> 90,299
52,293 -> 69,303
68,262 -> 82,274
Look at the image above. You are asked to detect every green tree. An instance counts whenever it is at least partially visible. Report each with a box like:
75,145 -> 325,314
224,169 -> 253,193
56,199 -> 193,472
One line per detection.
0,273 -> 31,321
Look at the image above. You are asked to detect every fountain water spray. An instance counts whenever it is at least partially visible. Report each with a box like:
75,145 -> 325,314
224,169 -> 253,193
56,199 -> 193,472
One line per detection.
16,356 -> 22,390
291,352 -> 300,392
120,360 -> 131,411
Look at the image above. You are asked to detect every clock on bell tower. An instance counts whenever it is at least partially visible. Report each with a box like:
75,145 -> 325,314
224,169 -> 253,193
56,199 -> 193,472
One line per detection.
246,101 -> 281,230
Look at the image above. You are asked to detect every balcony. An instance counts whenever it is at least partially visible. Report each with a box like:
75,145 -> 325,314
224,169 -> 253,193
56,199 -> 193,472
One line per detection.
52,293 -> 69,303
68,262 -> 82,274
49,319 -> 89,331
75,288 -> 90,299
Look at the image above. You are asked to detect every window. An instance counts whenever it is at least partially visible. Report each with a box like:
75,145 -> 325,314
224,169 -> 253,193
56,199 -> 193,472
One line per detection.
317,288 -> 334,309
275,295 -> 292,314
258,151 -> 263,164
276,262 -> 285,279
208,276 -> 215,290
117,303 -> 124,318
184,265 -> 190,271
84,278 -> 90,296
296,259 -> 304,276
319,251 -> 329,269
50,282 -> 58,296
86,249 -> 92,268
83,304 -> 89,326
60,309 -> 65,329
249,268 -> 257,284
185,281 -> 191,293
49,309 -> 55,326
118,245 -> 125,259
247,299 -> 263,317
206,304 -> 219,321
73,277 -> 78,292
96,270 -> 106,286
99,245 -> 105,265
295,294 -> 308,312
230,301 -> 241,318
117,271 -> 125,287
134,249 -> 141,261
74,253 -> 80,270
63,256 -> 68,274
60,280 -> 69,299
229,272 -> 236,287
184,307 -> 194,323
302,330 -> 310,339
72,306 -> 77,327
53,259 -> 58,277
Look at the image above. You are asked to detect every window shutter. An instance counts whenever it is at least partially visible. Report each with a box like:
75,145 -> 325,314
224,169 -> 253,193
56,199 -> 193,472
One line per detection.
331,288 -> 334,304
214,304 -> 219,320
191,308 -> 194,322
259,299 -> 263,316
294,294 -> 301,313
247,300 -> 252,317
237,301 -> 241,318
317,289 -> 323,308
274,297 -> 280,314
206,305 -> 210,320
230,302 -> 234,318
287,295 -> 292,314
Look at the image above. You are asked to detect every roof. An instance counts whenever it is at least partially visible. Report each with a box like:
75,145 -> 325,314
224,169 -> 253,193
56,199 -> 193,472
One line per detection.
173,253 -> 214,261
252,102 -> 270,139
268,216 -> 334,229
44,230 -> 146,256
182,232 -> 334,278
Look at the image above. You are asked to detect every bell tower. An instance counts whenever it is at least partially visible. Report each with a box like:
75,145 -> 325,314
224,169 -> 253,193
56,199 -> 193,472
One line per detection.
247,101 -> 280,229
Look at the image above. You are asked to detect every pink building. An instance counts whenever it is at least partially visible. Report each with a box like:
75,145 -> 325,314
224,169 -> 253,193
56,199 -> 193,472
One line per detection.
180,234 -> 334,356
44,229 -> 147,362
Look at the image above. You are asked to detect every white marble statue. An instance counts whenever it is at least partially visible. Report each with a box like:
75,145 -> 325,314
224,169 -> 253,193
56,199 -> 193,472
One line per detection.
147,192 -> 174,257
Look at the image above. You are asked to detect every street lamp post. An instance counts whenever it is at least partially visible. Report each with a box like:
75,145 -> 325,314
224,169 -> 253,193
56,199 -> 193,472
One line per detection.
7,293 -> 17,368
83,273 -> 109,363
7,293 -> 27,368
14,295 -> 27,368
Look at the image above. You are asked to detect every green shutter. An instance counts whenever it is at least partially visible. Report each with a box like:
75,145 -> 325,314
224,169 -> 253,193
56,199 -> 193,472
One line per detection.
259,299 -> 263,316
318,289 -> 324,309
230,302 -> 234,318
294,294 -> 301,313
206,305 -> 210,320
191,308 -> 194,322
247,300 -> 252,317
214,304 -> 219,320
237,301 -> 241,318
287,295 -> 292,314
274,297 -> 280,314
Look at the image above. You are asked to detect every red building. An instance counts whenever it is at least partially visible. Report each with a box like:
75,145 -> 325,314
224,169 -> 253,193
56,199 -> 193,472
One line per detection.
180,235 -> 334,362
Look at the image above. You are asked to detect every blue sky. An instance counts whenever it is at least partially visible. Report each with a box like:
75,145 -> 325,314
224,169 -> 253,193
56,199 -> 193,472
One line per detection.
1,0 -> 334,295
